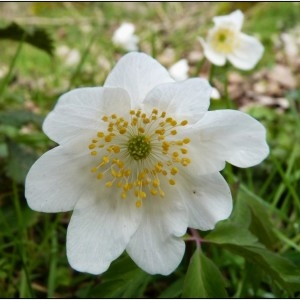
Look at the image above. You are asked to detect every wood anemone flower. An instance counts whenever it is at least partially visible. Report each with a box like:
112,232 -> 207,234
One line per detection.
25,52 -> 269,275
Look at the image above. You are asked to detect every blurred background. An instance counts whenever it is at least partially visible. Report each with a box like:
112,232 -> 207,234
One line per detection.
0,2 -> 299,298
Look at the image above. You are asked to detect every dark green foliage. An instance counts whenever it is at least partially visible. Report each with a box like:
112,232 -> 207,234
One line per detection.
182,249 -> 228,298
0,22 -> 54,56
0,2 -> 299,298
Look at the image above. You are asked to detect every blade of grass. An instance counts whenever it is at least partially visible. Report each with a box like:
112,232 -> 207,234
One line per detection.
0,39 -> 24,98
270,151 -> 300,211
47,225 -> 58,298
68,32 -> 98,89
273,228 -> 300,253
11,181 -> 35,298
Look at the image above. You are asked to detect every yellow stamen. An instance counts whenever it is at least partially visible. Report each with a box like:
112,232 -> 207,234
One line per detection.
88,107 -> 192,207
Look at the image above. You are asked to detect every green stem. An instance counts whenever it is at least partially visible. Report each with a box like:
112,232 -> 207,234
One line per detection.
208,63 -> 215,86
223,74 -> 233,109
68,32 -> 97,89
0,39 -> 24,98
47,227 -> 58,298
150,30 -> 157,59
12,182 -> 35,297
189,228 -> 202,248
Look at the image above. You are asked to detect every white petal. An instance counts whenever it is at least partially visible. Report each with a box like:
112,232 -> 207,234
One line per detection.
25,145 -> 91,213
179,135 -> 226,175
198,37 -> 226,66
168,59 -> 189,81
122,36 -> 139,52
180,172 -> 232,230
211,87 -> 221,99
67,188 -> 141,275
227,33 -> 264,70
104,52 -> 174,108
191,110 -> 269,168
126,183 -> 188,275
143,78 -> 211,124
112,22 -> 135,43
43,87 -> 131,144
213,10 -> 244,31
112,23 -> 139,51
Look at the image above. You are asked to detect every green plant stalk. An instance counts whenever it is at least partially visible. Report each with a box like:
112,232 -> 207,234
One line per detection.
150,30 -> 157,59
259,166 -> 277,196
0,39 -> 24,98
245,168 -> 254,191
47,227 -> 58,298
271,151 -> 300,211
274,228 -> 300,253
11,181 -> 35,298
68,32 -> 97,89
208,63 -> 214,85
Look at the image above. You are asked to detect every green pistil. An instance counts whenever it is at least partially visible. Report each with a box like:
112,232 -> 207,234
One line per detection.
127,135 -> 151,160
218,33 -> 226,43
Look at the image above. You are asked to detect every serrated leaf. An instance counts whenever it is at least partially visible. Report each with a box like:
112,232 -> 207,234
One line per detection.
182,249 -> 228,298
225,197 -> 252,229
239,187 -> 278,248
205,222 -> 300,294
205,222 -> 258,246
227,245 -> 300,294
0,22 -> 54,56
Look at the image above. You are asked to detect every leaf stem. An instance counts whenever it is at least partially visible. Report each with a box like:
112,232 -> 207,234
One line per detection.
187,228 -> 202,248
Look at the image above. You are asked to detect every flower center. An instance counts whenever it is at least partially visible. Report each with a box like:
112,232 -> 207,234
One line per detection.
88,108 -> 191,208
209,26 -> 238,54
127,135 -> 151,160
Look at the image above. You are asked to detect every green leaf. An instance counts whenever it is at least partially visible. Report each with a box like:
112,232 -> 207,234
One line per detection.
227,245 -> 300,294
229,197 -> 252,229
0,109 -> 44,128
205,222 -> 300,294
239,186 -> 278,248
159,277 -> 183,298
5,139 -> 38,184
205,222 -> 258,246
76,254 -> 151,298
0,22 -> 54,56
0,205 -> 39,233
182,249 -> 228,298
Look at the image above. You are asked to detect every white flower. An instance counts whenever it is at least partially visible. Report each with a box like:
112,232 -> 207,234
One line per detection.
112,22 -> 139,52
168,59 -> 189,81
211,87 -> 221,99
25,52 -> 269,276
199,10 -> 264,70
56,45 -> 81,67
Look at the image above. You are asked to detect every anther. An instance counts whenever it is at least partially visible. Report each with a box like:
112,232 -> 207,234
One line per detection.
181,120 -> 188,126
169,179 -> 176,185
183,138 -> 190,144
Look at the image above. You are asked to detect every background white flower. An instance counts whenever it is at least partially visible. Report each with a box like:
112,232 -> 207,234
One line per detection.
168,59 -> 189,81
112,22 -> 139,51
211,86 -> 221,99
199,10 -> 264,70
56,45 -> 81,67
25,52 -> 269,276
